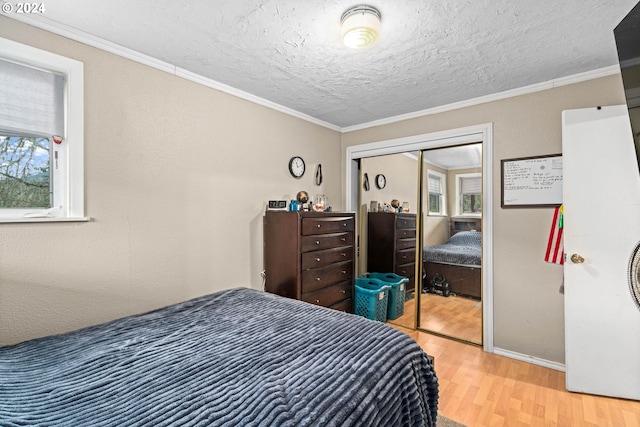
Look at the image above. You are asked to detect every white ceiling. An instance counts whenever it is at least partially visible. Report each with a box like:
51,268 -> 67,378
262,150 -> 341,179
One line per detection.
5,0 -> 638,129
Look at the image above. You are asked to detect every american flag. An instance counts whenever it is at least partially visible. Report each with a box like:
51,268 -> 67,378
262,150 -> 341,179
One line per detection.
545,205 -> 564,265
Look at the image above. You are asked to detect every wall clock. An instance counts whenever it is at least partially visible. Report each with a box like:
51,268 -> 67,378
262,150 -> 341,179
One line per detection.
289,156 -> 305,178
375,174 -> 386,189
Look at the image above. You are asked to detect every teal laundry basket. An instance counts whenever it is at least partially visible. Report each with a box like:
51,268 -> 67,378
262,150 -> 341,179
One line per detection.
361,272 -> 409,320
354,278 -> 390,322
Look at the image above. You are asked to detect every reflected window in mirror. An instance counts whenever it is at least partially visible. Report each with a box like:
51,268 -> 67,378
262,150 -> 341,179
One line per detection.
427,170 -> 446,215
456,173 -> 482,215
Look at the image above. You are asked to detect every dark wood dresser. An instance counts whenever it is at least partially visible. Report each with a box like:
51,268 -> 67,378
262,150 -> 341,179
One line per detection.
367,212 -> 417,293
263,211 -> 355,312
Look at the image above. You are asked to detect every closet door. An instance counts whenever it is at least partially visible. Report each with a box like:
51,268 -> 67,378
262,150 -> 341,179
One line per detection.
562,105 -> 640,400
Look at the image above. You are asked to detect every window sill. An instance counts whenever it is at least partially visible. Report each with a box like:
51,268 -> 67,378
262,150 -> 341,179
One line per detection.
0,217 -> 90,224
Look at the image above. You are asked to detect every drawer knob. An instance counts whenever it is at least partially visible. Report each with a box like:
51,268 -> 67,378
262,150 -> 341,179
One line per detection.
342,223 -> 347,227
316,224 -> 321,228
342,270 -> 347,274
315,241 -> 320,245
315,277 -> 321,281
315,299 -> 320,304
341,253 -> 346,257
315,257 -> 321,262
341,238 -> 346,242
342,290 -> 346,294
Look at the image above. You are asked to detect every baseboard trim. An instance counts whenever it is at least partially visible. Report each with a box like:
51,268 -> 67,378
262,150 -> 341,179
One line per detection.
493,347 -> 566,372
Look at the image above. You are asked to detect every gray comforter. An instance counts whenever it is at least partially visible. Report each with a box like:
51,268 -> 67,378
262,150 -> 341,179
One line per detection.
423,230 -> 482,267
0,288 -> 438,426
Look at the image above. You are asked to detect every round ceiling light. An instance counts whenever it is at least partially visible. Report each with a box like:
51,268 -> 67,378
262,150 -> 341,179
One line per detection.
341,5 -> 381,49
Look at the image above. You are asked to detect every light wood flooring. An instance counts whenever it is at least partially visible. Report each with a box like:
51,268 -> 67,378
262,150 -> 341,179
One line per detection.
392,327 -> 640,427
393,293 -> 483,344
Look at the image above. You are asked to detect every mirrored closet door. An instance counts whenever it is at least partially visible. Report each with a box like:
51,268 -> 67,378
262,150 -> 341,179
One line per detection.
359,153 -> 418,330
418,143 -> 483,345
358,143 -> 483,344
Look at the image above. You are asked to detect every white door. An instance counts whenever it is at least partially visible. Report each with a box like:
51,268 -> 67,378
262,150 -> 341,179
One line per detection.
562,105 -> 640,400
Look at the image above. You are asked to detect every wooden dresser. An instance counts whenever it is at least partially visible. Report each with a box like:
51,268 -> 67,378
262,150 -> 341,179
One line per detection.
367,212 -> 417,293
263,211 -> 355,312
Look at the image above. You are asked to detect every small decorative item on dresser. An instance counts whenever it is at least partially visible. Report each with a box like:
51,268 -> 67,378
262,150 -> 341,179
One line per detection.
313,194 -> 327,212
296,190 -> 309,204
267,200 -> 288,211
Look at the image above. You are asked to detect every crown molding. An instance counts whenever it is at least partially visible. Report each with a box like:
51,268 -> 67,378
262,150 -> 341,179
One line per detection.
342,65 -> 621,133
2,12 -> 342,132
3,11 -> 621,134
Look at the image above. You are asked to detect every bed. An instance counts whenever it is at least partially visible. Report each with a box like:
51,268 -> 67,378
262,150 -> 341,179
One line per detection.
423,230 -> 482,299
0,287 -> 438,426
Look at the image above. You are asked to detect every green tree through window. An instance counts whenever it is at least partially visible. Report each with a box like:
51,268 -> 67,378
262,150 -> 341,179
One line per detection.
0,136 -> 51,208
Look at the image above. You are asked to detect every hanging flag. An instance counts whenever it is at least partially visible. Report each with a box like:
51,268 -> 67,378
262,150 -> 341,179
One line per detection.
545,205 -> 564,265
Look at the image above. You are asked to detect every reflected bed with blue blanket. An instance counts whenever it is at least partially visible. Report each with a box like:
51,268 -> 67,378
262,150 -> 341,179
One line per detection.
0,288 -> 438,426
423,231 -> 482,298
423,231 -> 481,267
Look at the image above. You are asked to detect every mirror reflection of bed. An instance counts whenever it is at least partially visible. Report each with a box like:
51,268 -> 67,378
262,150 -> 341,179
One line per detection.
360,143 -> 483,345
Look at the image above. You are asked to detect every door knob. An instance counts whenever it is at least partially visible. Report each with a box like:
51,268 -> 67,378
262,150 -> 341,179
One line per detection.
570,253 -> 585,264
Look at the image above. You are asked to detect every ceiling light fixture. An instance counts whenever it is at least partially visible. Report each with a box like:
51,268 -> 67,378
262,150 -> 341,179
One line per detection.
341,5 -> 381,49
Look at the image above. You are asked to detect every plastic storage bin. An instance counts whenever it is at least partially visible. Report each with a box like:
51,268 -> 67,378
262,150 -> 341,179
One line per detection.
361,272 -> 409,320
354,278 -> 390,322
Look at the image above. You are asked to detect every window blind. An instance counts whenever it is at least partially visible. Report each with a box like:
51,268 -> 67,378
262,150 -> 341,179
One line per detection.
428,174 -> 441,194
0,58 -> 64,137
461,176 -> 482,194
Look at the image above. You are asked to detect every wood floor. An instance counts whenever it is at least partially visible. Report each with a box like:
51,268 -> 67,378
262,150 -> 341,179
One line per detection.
393,293 -> 483,344
392,327 -> 640,427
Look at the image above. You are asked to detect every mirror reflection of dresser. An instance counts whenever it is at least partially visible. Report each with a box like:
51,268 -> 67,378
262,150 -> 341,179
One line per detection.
367,213 -> 417,295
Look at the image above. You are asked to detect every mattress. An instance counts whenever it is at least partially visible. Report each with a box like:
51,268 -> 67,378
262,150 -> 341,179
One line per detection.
0,288 -> 438,426
423,230 -> 481,267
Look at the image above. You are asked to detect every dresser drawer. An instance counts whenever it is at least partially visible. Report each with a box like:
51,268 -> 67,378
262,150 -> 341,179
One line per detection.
302,216 -> 354,235
396,238 -> 416,250
396,248 -> 416,265
396,217 -> 416,229
301,280 -> 352,307
396,228 -> 416,239
301,232 -> 353,252
329,297 -> 352,313
301,261 -> 353,293
302,246 -> 353,270
395,263 -> 416,279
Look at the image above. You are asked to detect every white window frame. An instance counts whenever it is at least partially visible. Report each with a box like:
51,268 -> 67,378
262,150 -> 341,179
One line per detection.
427,169 -> 446,216
456,172 -> 482,216
0,37 -> 86,223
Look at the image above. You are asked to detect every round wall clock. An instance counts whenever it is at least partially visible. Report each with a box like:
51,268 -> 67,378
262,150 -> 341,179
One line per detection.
289,156 -> 305,178
375,174 -> 386,189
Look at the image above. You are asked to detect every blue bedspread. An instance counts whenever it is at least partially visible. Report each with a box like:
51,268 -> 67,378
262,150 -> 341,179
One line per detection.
423,231 -> 482,267
0,288 -> 438,426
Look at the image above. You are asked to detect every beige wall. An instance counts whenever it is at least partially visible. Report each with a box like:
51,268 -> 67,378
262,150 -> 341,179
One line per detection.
342,75 -> 626,363
0,18 -> 343,346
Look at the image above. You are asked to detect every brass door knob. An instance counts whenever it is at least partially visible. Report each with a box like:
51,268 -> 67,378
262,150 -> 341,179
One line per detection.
570,253 -> 585,264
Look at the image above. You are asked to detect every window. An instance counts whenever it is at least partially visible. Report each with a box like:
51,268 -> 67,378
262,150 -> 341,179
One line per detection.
427,170 -> 446,215
0,37 -> 85,221
457,173 -> 482,215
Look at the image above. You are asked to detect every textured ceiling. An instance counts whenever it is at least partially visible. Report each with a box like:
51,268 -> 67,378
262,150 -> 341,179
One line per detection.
4,0 -> 638,128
